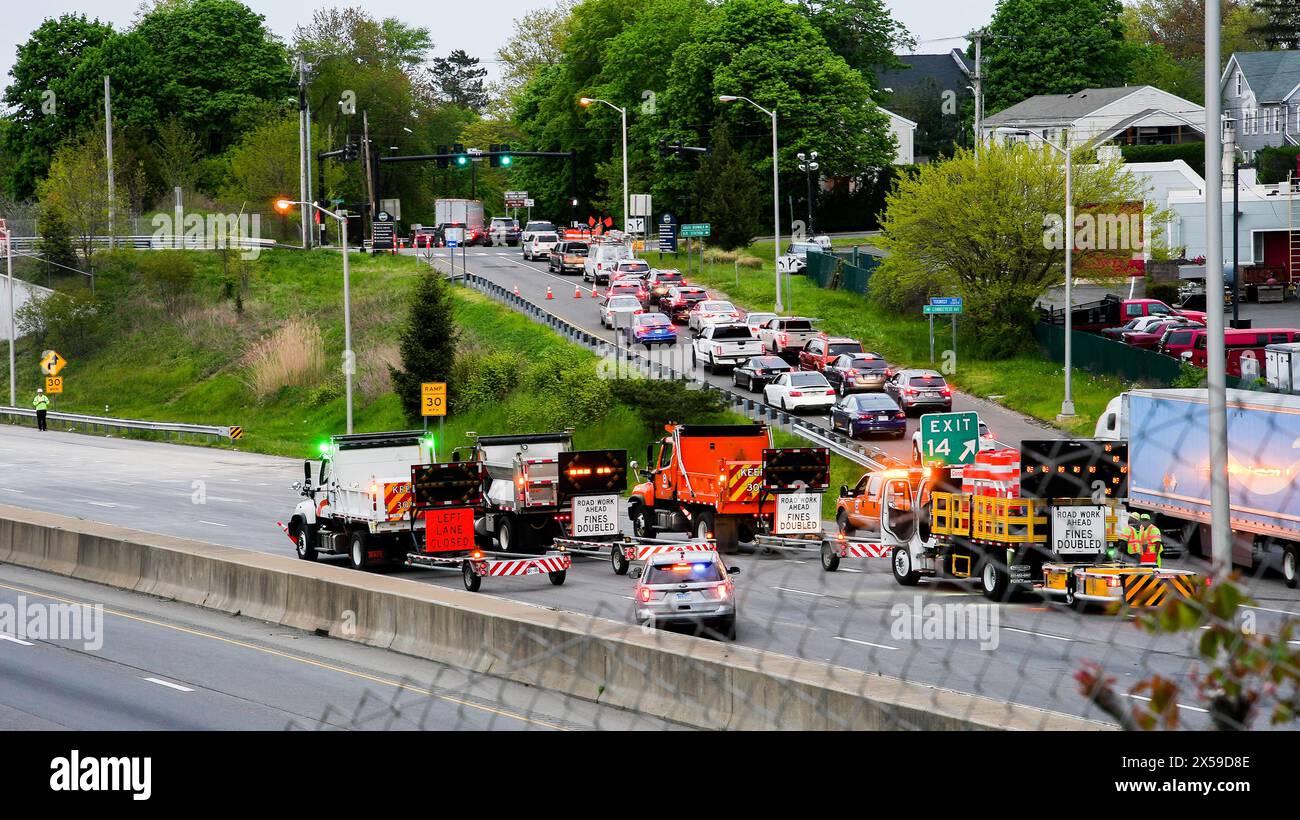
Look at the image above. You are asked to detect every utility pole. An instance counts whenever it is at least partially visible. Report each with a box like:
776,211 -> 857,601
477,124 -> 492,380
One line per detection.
297,55 -> 308,249
971,31 -> 984,157
104,76 -> 115,250
1204,0 -> 1231,575
3,221 -> 13,406
362,111 -> 375,238
305,70 -> 315,249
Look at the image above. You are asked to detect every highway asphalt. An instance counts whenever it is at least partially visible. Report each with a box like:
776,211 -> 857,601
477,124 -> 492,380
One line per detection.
2,245 -> 1298,728
0,563 -> 677,730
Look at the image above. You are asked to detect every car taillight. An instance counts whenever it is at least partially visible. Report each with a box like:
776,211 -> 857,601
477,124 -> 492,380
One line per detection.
634,309 -> 643,314
638,587 -> 652,603
714,345 -> 724,355
895,411 -> 906,419
942,387 -> 952,397
825,389 -> 834,395
790,390 -> 803,397
777,333 -> 788,345
846,369 -> 857,376
716,583 -> 730,601
858,413 -> 871,419
905,387 -> 918,395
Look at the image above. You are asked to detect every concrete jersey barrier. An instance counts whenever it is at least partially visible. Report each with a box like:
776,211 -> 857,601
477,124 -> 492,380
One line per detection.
0,504 -> 1112,731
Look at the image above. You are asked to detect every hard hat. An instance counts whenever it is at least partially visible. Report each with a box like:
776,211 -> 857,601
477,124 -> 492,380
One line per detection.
36,388 -> 43,393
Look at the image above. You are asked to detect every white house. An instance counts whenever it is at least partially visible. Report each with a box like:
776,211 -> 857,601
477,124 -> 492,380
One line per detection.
983,86 -> 1205,148
879,106 -> 916,165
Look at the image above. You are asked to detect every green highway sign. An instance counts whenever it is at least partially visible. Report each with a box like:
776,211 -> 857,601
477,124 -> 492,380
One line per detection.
679,223 -> 711,238
918,411 -> 981,466
923,304 -> 962,315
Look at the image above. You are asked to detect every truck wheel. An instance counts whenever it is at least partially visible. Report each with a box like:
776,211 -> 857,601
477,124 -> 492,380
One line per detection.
821,542 -> 841,572
611,545 -> 630,575
496,516 -> 517,551
632,506 -> 657,539
1284,546 -> 1297,589
292,518 -> 317,562
892,547 -> 920,586
348,530 -> 370,571
694,510 -> 715,543
979,558 -> 1011,602
548,570 -> 567,586
837,510 -> 855,536
462,561 -> 482,592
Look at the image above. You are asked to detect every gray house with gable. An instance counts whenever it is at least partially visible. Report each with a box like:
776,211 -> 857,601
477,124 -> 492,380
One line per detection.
1221,51 -> 1300,162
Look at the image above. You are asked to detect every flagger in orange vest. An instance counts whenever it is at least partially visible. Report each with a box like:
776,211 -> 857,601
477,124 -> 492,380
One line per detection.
1137,513 -> 1164,567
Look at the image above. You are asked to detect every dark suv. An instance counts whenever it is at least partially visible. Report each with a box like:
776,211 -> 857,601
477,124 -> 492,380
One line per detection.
884,369 -> 952,414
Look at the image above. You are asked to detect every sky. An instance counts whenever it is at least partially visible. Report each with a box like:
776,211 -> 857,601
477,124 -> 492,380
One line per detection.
0,0 -> 1000,91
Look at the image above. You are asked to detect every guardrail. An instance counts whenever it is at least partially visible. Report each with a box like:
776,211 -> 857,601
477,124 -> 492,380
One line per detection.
4,235 -> 287,253
439,262 -> 900,471
0,406 -> 241,443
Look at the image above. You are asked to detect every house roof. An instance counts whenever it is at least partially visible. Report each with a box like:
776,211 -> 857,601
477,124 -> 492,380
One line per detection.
875,49 -> 972,100
1093,108 -> 1205,143
1226,51 -> 1300,102
984,87 -> 1142,126
878,106 -> 917,129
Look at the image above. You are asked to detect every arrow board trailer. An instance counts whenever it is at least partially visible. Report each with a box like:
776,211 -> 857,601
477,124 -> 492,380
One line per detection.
284,431 -> 436,570
460,432 -> 628,554
555,534 -> 716,576
402,458 -> 572,592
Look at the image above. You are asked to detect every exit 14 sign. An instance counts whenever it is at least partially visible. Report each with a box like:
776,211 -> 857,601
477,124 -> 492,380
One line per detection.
918,411 -> 980,466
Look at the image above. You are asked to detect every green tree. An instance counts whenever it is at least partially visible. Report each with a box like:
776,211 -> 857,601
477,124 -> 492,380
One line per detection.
795,0 -> 914,80
426,50 -> 490,113
36,127 -> 130,269
1252,0 -> 1300,48
35,205 -> 79,274
983,0 -> 1129,114
872,142 -> 1158,357
391,272 -> 459,422
696,124 -> 762,249
152,116 -> 203,195
220,114 -> 307,241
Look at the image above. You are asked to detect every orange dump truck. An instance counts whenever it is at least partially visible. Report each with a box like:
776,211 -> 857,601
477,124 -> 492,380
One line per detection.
629,423 -> 821,552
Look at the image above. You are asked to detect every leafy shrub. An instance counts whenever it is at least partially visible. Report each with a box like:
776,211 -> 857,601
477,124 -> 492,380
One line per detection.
1172,361 -> 1206,388
136,252 -> 197,309
609,378 -> 727,433
1145,280 -> 1179,305
307,381 -> 343,407
16,290 -> 104,356
509,347 -> 611,429
451,350 -> 522,410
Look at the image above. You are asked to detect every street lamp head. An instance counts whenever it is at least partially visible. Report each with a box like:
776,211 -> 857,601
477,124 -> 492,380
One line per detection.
797,152 -> 806,161
578,97 -> 594,106
810,151 -> 818,161
273,198 -> 296,214
809,162 -> 819,171
718,95 -> 739,103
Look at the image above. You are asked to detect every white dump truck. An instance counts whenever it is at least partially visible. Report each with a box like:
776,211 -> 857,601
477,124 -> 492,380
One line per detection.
282,430 -> 435,570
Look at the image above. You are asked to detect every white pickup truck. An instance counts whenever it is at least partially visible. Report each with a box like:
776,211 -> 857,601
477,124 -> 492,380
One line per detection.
691,323 -> 765,373
756,316 -> 819,360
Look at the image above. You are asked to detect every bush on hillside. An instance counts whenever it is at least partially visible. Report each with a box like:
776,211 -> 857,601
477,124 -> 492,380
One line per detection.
509,347 -> 611,430
451,350 -> 522,410
136,252 -> 197,310
16,290 -> 104,356
609,378 -> 727,434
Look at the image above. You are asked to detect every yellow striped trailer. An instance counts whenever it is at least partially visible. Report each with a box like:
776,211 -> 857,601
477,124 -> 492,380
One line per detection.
1041,563 -> 1202,611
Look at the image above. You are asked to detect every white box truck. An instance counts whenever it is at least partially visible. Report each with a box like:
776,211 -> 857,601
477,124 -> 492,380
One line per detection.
435,199 -> 486,245
1096,388 -> 1299,586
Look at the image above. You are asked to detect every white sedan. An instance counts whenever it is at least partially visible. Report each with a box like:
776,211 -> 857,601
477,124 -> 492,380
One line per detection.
763,371 -> 836,412
600,295 -> 643,329
688,300 -> 743,335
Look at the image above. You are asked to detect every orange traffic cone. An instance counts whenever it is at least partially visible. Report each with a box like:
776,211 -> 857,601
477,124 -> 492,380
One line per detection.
574,285 -> 582,298
513,284 -> 520,296
546,287 -> 554,300
591,285 -> 598,297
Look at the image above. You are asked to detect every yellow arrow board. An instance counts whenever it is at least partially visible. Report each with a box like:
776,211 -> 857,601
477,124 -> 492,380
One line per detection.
44,376 -> 63,394
40,350 -> 67,376
421,382 -> 447,417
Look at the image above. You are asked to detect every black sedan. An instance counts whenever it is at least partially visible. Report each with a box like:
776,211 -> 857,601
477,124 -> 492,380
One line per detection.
732,356 -> 793,392
829,393 -> 907,439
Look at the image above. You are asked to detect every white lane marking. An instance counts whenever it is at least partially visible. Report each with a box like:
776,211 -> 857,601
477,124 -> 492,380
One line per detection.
83,501 -> 118,508
772,586 -> 827,597
0,487 -> 25,494
143,677 -> 194,693
834,636 -> 899,651
0,634 -> 35,646
1123,693 -> 1208,714
1001,627 -> 1074,642
198,520 -> 228,528
1242,604 -> 1300,616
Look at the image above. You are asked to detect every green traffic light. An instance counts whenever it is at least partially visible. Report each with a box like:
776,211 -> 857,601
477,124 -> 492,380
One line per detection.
500,155 -> 512,167
456,155 -> 468,166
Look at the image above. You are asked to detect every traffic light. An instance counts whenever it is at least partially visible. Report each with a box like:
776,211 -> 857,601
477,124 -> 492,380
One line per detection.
489,143 -> 513,168
436,145 -> 450,169
452,143 -> 468,167
341,142 -> 359,161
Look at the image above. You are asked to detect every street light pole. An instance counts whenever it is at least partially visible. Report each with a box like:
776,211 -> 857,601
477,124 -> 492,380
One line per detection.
276,198 -> 353,432
578,98 -> 629,233
798,151 -> 819,234
3,223 -> 13,406
721,95 -> 782,312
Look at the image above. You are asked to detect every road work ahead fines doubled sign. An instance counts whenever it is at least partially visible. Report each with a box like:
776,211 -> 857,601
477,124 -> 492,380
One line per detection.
918,411 -> 980,466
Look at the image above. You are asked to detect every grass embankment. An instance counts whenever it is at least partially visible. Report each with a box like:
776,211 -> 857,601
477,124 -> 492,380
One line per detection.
647,240 -> 1126,436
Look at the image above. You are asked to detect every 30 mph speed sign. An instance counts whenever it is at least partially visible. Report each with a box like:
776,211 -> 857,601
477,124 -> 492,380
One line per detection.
421,382 -> 446,417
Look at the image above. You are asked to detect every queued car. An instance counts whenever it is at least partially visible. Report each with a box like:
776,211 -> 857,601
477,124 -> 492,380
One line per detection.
643,269 -> 686,306
658,285 -> 709,323
548,240 -> 589,274
611,259 -> 651,280
410,226 -> 438,249
688,300 -> 744,335
522,231 -> 559,260
583,242 -> 632,284
625,311 -> 677,347
763,370 -> 836,413
731,355 -> 793,392
602,279 -> 647,304
757,316 -> 819,360
630,550 -> 739,640
823,353 -> 889,396
690,323 -> 764,373
1122,317 -> 1202,350
520,220 -> 556,246
744,312 -> 778,334
489,217 -> 521,247
829,393 -> 907,439
884,369 -> 952,414
798,335 -> 865,372
600,295 -> 644,329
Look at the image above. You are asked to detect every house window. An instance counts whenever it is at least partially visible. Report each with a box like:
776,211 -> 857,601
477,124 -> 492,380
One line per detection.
1236,71 -> 1242,96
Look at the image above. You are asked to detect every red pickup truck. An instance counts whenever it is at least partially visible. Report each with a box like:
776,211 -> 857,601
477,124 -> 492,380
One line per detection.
1039,295 -> 1207,333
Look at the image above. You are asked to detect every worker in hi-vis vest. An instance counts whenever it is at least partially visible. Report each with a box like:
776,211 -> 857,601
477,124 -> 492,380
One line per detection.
32,388 -> 50,432
1116,511 -> 1140,563
1137,513 -> 1164,567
